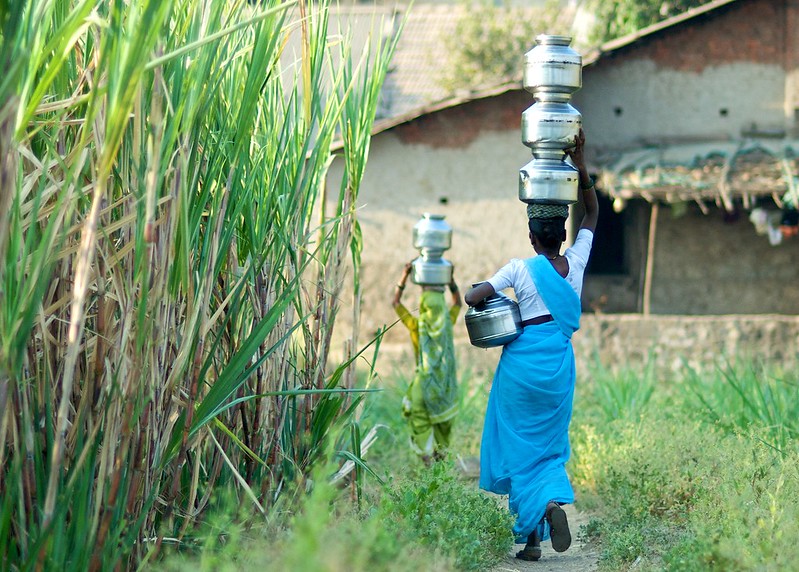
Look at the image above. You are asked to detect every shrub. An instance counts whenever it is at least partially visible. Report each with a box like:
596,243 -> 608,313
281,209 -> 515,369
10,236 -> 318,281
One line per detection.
156,459 -> 517,572
683,360 -> 799,456
572,369 -> 799,571
382,461 -> 514,571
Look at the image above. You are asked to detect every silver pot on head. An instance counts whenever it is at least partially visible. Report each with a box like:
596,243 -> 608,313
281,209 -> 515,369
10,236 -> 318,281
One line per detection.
412,213 -> 452,251
523,35 -> 582,97
411,256 -> 453,286
521,101 -> 582,151
519,157 -> 579,205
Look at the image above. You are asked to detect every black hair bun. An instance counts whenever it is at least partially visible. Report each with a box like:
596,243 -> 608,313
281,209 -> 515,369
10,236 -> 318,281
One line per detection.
528,217 -> 566,248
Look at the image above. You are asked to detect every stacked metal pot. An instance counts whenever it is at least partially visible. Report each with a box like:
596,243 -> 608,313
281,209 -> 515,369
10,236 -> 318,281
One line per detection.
518,35 -> 583,206
410,213 -> 453,286
465,35 -> 584,349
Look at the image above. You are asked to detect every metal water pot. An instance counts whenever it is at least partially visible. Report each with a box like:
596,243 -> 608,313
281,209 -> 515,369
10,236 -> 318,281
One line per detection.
519,157 -> 579,205
522,101 -> 582,150
465,289 -> 523,348
412,213 -> 452,252
523,35 -> 582,96
411,256 -> 453,286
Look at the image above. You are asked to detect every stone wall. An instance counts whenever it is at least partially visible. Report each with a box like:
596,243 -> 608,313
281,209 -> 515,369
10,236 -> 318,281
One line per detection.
373,313 -> 799,389
571,313 -> 799,376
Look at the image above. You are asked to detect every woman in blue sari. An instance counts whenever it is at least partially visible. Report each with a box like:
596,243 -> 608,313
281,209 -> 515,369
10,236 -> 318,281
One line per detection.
465,130 -> 599,561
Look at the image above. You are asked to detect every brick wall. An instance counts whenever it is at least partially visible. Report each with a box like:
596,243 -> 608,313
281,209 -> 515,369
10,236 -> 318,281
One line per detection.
602,0 -> 784,73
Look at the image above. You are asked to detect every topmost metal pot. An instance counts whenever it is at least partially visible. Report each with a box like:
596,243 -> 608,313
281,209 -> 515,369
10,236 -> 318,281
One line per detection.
412,213 -> 452,251
523,35 -> 582,96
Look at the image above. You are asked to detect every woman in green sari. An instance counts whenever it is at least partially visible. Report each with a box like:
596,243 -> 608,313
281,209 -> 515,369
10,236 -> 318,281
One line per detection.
393,262 -> 461,462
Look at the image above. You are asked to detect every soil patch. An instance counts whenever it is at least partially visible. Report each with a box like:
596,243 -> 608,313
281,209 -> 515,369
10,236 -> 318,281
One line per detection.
490,504 -> 599,572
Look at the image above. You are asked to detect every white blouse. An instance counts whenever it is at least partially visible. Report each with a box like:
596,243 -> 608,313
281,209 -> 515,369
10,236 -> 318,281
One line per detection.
486,229 -> 594,321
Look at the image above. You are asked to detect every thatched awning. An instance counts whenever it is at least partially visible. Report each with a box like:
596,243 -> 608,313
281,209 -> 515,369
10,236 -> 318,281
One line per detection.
598,139 -> 799,211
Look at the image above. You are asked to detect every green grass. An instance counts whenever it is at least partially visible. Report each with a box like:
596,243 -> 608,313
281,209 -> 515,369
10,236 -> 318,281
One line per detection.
571,358 -> 799,571
155,349 -> 513,571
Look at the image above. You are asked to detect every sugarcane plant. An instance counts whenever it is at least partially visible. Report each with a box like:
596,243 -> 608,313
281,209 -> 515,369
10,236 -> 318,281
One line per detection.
0,0 -> 398,568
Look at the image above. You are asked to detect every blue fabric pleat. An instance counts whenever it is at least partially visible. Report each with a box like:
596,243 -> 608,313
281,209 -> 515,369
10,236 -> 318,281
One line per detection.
479,256 -> 581,542
527,255 -> 581,337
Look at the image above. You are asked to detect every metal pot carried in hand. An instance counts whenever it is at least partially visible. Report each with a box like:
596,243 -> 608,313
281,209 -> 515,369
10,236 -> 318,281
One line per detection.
411,256 -> 453,286
465,289 -> 523,348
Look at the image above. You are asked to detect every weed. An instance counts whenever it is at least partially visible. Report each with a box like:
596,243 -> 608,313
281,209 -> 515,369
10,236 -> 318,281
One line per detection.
571,359 -> 799,571
579,352 -> 659,424
382,461 -> 514,571
683,359 -> 799,455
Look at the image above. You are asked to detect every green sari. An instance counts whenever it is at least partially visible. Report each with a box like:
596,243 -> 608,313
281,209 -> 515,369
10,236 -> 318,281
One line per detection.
415,290 -> 458,424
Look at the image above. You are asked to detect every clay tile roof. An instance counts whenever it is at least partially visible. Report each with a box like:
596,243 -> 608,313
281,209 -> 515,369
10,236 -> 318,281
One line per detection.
381,4 -> 466,118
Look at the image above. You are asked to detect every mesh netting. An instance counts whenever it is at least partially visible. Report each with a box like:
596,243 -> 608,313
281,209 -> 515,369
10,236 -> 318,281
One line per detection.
527,203 -> 569,219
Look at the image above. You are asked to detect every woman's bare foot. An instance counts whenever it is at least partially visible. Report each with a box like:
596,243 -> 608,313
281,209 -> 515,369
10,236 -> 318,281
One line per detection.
515,530 -> 542,561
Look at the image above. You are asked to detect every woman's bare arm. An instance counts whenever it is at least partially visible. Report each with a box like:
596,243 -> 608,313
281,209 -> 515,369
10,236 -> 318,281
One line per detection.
465,281 -> 496,306
565,129 -> 599,233
392,262 -> 413,307
449,271 -> 462,308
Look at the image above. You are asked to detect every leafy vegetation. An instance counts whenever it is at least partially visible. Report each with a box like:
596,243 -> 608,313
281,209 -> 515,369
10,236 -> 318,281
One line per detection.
439,0 -> 570,92
383,461 -> 514,571
683,359 -> 799,455
584,0 -> 713,44
0,0 -> 399,568
156,363 -> 513,572
572,358 -> 799,571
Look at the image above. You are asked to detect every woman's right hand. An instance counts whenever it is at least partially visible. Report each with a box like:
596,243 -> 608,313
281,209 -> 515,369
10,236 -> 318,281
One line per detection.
400,261 -> 413,284
565,128 -> 592,190
565,129 -> 586,168
393,262 -> 413,305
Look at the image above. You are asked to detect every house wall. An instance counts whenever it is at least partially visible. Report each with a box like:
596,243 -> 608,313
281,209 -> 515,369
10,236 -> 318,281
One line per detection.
327,109 -> 799,350
327,91 -> 566,345
647,202 -> 799,314
584,199 -> 799,314
572,0 -> 791,150
324,0 -> 799,353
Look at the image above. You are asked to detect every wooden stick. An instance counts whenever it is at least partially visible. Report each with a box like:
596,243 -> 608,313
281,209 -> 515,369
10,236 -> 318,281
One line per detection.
643,203 -> 659,316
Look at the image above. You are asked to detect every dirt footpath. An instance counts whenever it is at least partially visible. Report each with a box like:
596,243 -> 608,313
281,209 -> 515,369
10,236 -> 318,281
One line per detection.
490,504 -> 599,572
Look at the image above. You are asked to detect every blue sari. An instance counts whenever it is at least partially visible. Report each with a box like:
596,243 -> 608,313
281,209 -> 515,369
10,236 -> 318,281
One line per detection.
479,255 -> 581,542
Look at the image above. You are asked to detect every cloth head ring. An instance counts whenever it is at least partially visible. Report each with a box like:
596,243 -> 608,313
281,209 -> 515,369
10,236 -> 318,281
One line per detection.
527,203 -> 569,220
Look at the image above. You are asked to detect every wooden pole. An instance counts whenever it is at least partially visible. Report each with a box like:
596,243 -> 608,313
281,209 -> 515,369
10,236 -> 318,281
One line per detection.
642,202 -> 659,316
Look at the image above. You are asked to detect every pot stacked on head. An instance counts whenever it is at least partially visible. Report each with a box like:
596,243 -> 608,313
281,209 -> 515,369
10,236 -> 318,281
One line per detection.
410,213 -> 453,286
519,35 -> 582,206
